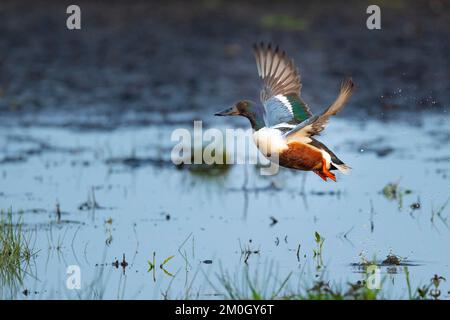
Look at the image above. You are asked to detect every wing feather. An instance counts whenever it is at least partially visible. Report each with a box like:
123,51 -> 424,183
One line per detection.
285,78 -> 355,140
253,42 -> 312,126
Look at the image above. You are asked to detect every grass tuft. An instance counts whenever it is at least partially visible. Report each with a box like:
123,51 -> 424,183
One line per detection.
0,209 -> 35,289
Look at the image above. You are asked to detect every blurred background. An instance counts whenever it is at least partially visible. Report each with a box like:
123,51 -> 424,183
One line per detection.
0,0 -> 448,127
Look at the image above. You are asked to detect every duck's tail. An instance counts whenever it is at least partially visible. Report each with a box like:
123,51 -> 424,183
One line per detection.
332,162 -> 351,174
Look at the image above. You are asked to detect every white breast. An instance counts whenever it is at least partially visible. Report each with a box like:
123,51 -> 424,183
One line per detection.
252,127 -> 288,157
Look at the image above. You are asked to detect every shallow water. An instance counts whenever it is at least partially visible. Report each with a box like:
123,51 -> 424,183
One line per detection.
1,111 -> 449,299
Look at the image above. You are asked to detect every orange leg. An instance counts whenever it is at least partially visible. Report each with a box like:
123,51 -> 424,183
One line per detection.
321,158 -> 336,182
314,170 -> 328,181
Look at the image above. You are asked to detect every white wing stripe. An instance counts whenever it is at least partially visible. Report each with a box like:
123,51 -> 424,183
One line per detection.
275,95 -> 293,115
263,95 -> 295,127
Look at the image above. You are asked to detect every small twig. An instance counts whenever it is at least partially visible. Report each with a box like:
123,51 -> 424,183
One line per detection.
296,244 -> 301,262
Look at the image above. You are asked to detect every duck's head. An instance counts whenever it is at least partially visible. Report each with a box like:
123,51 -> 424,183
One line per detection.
214,100 -> 252,117
215,100 -> 265,130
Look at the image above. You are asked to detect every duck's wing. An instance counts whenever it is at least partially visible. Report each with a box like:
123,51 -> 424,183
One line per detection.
284,78 -> 354,140
253,42 -> 312,127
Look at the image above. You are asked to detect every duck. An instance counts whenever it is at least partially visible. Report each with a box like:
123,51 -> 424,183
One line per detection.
215,42 -> 354,182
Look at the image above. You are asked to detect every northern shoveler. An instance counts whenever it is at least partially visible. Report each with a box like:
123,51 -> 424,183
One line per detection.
215,42 -> 354,182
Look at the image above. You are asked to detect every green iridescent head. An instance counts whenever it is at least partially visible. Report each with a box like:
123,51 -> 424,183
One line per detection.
215,100 -> 265,130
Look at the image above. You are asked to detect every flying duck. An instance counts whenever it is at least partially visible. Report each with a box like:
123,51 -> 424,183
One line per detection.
215,42 -> 354,181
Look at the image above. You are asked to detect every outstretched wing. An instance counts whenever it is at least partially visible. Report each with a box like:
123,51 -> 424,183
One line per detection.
253,42 -> 312,127
285,78 -> 354,141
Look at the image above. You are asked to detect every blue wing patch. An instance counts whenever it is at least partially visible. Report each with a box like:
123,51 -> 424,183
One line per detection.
264,94 -> 312,126
263,95 -> 294,126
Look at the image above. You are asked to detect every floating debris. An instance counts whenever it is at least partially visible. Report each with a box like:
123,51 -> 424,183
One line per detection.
410,202 -> 421,210
269,216 -> 278,226
382,254 -> 402,266
111,254 -> 129,274
351,250 -> 418,271
22,289 -> 39,296
310,190 -> 342,197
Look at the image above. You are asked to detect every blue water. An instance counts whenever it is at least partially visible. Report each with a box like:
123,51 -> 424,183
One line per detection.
0,112 -> 449,299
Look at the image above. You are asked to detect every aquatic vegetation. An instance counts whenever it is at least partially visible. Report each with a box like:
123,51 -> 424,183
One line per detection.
296,244 -> 301,262
78,188 -> 102,211
261,14 -> 309,31
104,218 -> 113,246
148,251 -> 156,282
111,254 -> 129,275
55,201 -> 61,223
382,183 -> 398,200
216,261 -> 291,300
416,274 -> 446,300
313,231 -> 325,270
0,209 -> 35,289
213,258 -> 446,300
297,280 -> 380,300
238,239 -> 260,265
160,255 -> 175,277
382,181 -> 412,209
215,262 -> 382,300
147,252 -> 175,280
177,144 -> 231,177
430,197 -> 450,227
